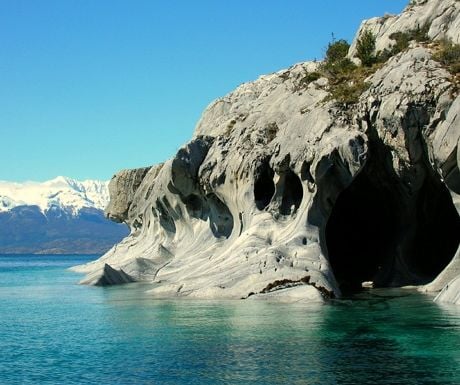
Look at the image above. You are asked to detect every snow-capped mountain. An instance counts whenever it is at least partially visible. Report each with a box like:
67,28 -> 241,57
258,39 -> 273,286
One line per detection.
0,176 -> 129,254
0,176 -> 110,215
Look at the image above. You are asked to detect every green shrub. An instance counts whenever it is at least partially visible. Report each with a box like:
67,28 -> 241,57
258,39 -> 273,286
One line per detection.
321,39 -> 357,77
314,24 -> 431,105
324,65 -> 375,105
357,30 -> 377,67
412,24 -> 430,42
322,57 -> 357,78
299,71 -> 321,89
383,24 -> 430,59
388,32 -> 410,54
315,36 -> 374,105
433,39 -> 460,74
296,35 -> 380,105
326,39 -> 350,63
328,79 -> 371,105
293,71 -> 322,91
304,71 -> 321,82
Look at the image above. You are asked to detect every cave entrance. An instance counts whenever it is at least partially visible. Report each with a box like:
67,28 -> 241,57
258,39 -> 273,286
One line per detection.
325,165 -> 460,295
254,163 -> 275,210
279,170 -> 303,215
325,170 -> 399,294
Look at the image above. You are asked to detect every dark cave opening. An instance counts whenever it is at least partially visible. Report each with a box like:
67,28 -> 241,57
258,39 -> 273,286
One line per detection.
207,193 -> 234,239
279,170 -> 304,215
254,164 -> 275,210
408,176 -> 460,279
181,193 -> 234,238
325,170 -> 398,294
325,166 -> 460,295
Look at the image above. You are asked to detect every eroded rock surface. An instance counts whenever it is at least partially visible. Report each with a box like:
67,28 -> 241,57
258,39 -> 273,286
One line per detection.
435,275 -> 460,305
73,0 -> 460,303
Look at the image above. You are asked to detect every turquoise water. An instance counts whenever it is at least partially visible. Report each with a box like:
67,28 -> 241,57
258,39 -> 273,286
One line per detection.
1,255 -> 460,385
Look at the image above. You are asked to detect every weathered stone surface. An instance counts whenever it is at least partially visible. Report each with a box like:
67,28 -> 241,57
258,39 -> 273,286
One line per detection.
74,0 -> 460,303
434,275 -> 460,305
105,167 -> 152,223
349,0 -> 460,59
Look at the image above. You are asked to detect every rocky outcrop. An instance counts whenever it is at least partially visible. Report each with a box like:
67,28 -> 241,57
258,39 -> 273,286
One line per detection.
74,0 -> 460,303
349,0 -> 460,57
80,263 -> 135,286
104,167 -> 152,223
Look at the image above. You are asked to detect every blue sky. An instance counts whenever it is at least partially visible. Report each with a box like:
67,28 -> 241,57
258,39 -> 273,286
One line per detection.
0,0 -> 408,182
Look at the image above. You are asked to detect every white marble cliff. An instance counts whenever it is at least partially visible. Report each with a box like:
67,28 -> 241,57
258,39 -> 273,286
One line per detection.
73,0 -> 460,305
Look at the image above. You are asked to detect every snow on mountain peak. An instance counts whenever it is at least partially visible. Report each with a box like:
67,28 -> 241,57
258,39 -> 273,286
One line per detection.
0,176 -> 110,215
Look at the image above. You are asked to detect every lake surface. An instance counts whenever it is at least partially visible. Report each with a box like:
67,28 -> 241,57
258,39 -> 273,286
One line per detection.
0,254 -> 459,385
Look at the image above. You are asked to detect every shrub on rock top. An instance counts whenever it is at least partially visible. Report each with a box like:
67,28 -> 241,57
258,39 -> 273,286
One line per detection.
357,30 -> 377,67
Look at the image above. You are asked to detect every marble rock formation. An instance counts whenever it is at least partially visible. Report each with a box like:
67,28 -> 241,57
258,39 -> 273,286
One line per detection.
434,275 -> 460,305
73,0 -> 460,304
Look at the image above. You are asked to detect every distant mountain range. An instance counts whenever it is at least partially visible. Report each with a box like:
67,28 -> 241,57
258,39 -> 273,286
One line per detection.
0,176 -> 129,254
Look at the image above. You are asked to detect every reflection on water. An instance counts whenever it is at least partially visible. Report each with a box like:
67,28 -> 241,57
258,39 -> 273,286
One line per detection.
320,290 -> 460,384
0,255 -> 459,385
